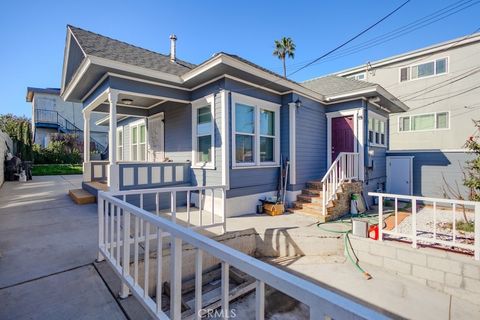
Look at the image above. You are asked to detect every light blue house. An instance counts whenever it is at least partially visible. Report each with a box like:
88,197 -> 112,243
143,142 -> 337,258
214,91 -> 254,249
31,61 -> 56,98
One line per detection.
62,25 -> 408,218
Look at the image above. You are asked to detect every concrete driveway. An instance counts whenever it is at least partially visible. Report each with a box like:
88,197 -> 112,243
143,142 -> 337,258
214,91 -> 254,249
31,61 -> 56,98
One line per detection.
0,175 -> 127,319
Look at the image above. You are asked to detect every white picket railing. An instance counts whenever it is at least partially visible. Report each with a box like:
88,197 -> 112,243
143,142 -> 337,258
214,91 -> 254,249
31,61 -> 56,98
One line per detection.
108,185 -> 227,232
97,187 -> 389,320
322,152 -> 359,215
369,192 -> 480,261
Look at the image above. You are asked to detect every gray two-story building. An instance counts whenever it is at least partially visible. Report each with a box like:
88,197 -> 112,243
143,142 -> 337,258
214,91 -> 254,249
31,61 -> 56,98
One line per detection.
26,87 -> 108,150
314,33 -> 480,198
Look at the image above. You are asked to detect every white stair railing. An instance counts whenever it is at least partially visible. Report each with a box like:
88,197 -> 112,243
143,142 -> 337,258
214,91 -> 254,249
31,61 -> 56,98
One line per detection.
321,152 -> 359,216
97,186 -> 388,320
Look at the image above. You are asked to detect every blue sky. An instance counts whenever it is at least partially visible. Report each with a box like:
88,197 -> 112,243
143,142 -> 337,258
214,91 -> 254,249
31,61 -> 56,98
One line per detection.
0,0 -> 479,116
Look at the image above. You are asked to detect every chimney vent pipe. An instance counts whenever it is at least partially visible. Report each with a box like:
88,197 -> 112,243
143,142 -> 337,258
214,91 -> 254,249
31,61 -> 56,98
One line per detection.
169,34 -> 177,62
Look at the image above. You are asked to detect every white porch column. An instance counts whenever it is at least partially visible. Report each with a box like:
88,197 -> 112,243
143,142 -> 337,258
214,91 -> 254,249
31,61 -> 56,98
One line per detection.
83,110 -> 91,182
108,90 -> 119,191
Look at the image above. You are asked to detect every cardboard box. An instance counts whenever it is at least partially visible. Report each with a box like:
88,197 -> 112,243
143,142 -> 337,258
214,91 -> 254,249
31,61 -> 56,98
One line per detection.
263,203 -> 285,216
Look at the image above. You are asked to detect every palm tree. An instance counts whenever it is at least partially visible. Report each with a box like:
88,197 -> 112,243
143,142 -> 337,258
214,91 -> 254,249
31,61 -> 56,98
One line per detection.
273,37 -> 296,78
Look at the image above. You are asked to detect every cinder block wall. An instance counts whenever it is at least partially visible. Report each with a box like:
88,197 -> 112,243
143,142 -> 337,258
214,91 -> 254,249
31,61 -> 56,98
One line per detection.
349,236 -> 480,305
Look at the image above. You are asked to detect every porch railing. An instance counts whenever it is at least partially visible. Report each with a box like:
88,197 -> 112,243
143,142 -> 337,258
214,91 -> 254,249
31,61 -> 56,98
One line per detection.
322,152 -> 359,215
90,161 -> 108,181
107,185 -> 227,232
369,192 -> 480,261
97,187 -> 388,320
119,162 -> 191,190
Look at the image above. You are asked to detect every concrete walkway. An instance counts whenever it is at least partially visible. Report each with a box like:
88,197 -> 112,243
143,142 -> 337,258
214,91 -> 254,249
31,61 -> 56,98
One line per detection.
0,176 -> 129,319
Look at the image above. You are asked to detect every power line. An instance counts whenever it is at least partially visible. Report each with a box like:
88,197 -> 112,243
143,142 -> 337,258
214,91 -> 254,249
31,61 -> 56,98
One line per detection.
267,0 -> 476,72
399,66 -> 480,100
318,0 -> 479,64
286,0 -> 479,75
287,0 -> 412,77
404,83 -> 480,112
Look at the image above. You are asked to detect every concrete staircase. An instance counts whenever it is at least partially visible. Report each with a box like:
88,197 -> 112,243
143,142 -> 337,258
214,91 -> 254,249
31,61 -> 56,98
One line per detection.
289,180 -> 363,222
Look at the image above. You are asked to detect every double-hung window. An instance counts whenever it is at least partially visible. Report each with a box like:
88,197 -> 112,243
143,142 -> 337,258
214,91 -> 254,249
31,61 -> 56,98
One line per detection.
116,127 -> 123,161
399,112 -> 449,132
368,114 -> 387,147
131,120 -> 147,161
192,96 -> 215,168
232,93 -> 280,167
235,104 -> 255,163
400,57 -> 448,82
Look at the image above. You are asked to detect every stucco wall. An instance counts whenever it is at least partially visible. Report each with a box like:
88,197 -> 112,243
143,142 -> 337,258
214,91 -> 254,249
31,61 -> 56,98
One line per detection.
351,41 -> 480,150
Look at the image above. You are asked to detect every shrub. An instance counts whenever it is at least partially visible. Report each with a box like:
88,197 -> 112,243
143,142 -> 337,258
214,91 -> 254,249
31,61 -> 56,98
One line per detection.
0,114 -> 33,160
33,133 -> 82,164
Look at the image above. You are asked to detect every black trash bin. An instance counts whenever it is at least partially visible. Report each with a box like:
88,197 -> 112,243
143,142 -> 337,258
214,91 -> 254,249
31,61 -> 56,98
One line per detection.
22,161 -> 33,180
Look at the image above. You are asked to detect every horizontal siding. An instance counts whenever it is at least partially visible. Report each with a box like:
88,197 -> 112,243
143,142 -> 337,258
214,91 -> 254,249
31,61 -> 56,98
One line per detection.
295,96 -> 327,187
387,151 -> 473,198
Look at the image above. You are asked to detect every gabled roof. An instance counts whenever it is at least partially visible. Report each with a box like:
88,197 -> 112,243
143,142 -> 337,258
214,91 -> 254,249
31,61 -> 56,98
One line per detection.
68,25 -> 196,76
302,75 -> 409,112
302,75 -> 377,96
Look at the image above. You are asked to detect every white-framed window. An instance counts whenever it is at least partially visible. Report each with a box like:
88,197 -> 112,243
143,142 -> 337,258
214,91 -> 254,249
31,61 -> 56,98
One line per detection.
368,113 -> 387,147
130,119 -> 147,161
192,95 -> 215,168
400,57 -> 448,82
232,93 -> 280,167
399,111 -> 449,132
116,127 -> 123,161
346,72 -> 366,81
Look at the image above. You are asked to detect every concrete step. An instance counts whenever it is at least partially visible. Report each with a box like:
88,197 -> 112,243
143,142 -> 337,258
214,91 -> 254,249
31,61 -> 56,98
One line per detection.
306,180 -> 323,190
68,189 -> 96,205
301,188 -> 321,196
297,194 -> 322,204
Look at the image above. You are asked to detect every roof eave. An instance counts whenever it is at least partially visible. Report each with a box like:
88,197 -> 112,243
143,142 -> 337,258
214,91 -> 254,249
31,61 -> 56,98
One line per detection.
182,53 -> 326,101
325,85 -> 408,113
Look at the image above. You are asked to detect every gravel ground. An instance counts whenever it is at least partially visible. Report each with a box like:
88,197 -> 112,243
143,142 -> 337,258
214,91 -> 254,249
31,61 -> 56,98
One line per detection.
393,206 -> 475,245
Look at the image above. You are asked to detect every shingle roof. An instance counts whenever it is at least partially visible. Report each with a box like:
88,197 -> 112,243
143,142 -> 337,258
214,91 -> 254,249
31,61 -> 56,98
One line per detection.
68,25 -> 196,76
213,52 -> 301,85
302,75 -> 376,96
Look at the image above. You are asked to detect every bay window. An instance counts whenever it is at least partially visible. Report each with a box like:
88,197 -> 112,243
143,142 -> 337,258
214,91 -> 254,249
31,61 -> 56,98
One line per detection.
116,127 -> 123,161
368,114 -> 386,147
192,96 -> 215,168
131,120 -> 147,161
232,93 -> 280,167
235,104 -> 255,163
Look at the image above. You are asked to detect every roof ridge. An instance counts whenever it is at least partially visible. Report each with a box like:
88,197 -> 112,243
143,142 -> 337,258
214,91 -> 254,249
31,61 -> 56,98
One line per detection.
67,25 -> 195,69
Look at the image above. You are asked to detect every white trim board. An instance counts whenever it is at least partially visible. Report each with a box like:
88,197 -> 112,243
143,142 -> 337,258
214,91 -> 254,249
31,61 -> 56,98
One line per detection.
230,92 -> 281,168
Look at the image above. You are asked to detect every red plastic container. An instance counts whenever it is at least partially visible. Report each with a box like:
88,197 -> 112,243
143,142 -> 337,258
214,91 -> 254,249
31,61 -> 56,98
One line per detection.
368,224 -> 379,240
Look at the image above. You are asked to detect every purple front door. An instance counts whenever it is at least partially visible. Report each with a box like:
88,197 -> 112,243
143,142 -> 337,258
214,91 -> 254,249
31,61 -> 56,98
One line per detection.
331,116 -> 354,162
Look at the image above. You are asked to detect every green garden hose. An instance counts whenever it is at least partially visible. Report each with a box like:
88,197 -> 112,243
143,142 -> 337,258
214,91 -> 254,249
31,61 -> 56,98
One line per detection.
316,212 -> 389,280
